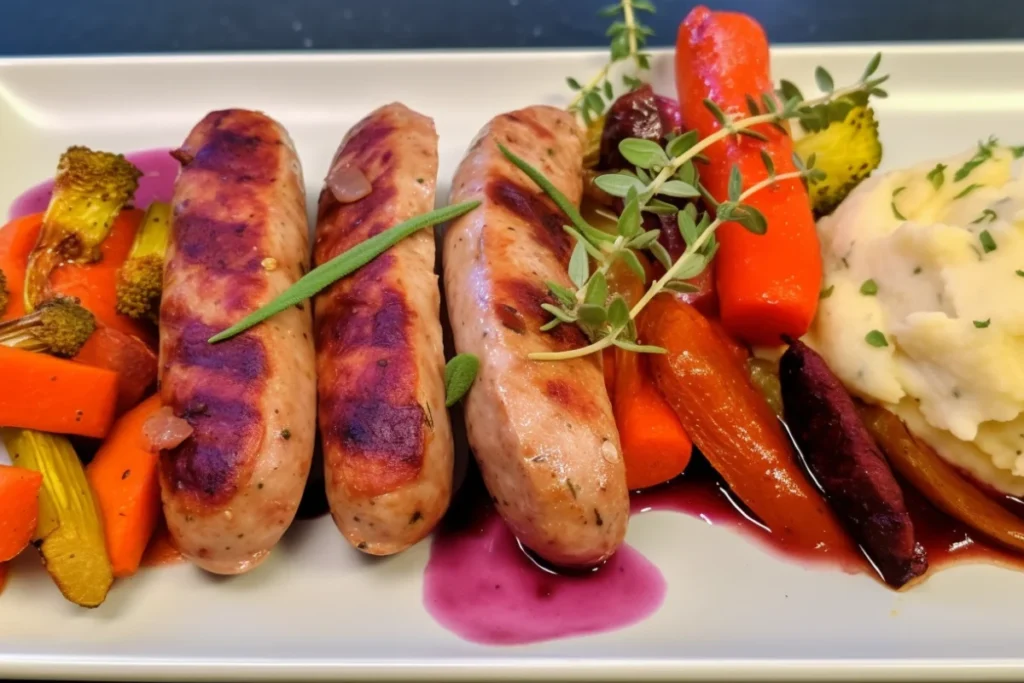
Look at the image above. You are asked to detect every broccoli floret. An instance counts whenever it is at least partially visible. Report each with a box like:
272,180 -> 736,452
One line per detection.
0,269 -> 8,318
116,202 -> 170,324
24,146 -> 142,311
794,105 -> 883,217
0,297 -> 96,357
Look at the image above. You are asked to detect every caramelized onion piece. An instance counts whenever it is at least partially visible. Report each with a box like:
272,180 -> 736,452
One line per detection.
142,407 -> 193,452
327,164 -> 372,203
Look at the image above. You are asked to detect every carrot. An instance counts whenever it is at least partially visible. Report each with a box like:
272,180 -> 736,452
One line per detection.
0,210 -> 152,344
0,464 -> 43,562
676,7 -> 822,346
74,325 -> 158,414
0,345 -> 118,438
86,394 -> 162,577
0,213 -> 44,321
614,348 -> 692,490
640,295 -> 851,555
49,208 -> 152,344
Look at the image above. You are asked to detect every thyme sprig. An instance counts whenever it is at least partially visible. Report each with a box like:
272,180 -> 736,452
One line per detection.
567,0 -> 655,125
514,53 -> 887,362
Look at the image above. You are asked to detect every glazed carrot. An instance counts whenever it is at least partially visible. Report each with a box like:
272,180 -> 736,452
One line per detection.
74,325 -> 158,414
708,317 -> 750,370
49,208 -> 152,344
676,7 -> 822,346
0,345 -> 118,438
0,213 -> 44,321
861,404 -> 1024,556
0,210 -> 152,344
614,348 -> 692,490
86,394 -> 162,577
640,295 -> 850,554
0,464 -> 43,562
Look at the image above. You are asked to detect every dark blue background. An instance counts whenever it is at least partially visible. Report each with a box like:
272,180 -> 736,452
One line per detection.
2,0 -> 1023,56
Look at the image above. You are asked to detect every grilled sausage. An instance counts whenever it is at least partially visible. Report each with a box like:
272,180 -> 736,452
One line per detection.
444,105 -> 628,567
781,339 -> 926,587
314,103 -> 452,555
159,109 -> 316,575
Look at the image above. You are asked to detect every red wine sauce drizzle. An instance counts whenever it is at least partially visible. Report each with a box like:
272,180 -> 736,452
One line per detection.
8,148 -> 179,221
423,474 -> 666,646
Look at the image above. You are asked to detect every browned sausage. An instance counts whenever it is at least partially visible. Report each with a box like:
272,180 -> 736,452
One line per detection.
781,339 -> 926,587
314,103 -> 452,555
160,109 -> 316,575
444,105 -> 628,567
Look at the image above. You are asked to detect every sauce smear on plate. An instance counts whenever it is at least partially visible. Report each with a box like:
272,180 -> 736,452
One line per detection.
8,148 -> 178,220
423,474 -> 666,646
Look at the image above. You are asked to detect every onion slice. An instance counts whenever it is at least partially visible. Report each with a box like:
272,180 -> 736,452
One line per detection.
327,164 -> 372,204
142,407 -> 194,452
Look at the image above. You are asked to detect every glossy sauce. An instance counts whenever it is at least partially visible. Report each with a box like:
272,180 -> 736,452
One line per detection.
423,474 -> 666,646
8,148 -> 179,220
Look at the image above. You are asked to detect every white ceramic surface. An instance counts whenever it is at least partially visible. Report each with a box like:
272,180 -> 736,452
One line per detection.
2,43 -> 1024,681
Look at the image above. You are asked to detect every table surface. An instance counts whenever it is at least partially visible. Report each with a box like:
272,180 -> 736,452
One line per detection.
2,0 -> 1023,56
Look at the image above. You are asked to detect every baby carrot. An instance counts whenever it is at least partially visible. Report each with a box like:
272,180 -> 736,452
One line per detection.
614,348 -> 692,490
0,345 -> 118,438
640,295 -> 851,555
0,464 -> 43,562
675,6 -> 822,346
87,394 -> 163,577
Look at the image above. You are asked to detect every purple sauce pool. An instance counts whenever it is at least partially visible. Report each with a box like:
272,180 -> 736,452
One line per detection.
423,477 -> 666,646
8,148 -> 178,220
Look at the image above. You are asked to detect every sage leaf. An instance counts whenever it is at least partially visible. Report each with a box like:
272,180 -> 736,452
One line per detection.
445,354 -> 480,407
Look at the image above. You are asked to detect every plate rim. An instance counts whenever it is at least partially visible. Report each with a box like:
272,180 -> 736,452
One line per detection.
3,41 -> 1024,682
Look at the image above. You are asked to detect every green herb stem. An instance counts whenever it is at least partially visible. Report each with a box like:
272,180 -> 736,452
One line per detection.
643,79 -> 877,202
529,327 -> 618,361
208,200 -> 480,343
567,63 -> 612,112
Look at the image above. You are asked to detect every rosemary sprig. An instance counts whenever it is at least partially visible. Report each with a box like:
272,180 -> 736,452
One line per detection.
567,0 -> 655,124
208,200 -> 480,343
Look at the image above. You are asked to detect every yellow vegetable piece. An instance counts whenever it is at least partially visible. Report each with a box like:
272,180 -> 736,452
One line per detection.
794,105 -> 882,217
1,428 -> 113,608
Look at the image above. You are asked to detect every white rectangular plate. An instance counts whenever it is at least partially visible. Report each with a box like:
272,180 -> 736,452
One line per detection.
2,43 -> 1024,682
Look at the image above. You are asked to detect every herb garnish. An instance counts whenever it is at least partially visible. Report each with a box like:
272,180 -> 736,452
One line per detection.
1017,270 -> 1024,278
444,353 -> 479,407
926,163 -> 946,190
865,330 -> 889,348
516,53 -> 888,361
954,183 -> 983,200
820,284 -> 835,299
860,279 -> 878,296
208,201 -> 480,343
891,186 -> 907,220
979,230 -> 998,253
955,137 -> 998,181
971,208 -> 997,224
974,319 -> 991,329
566,0 -> 654,124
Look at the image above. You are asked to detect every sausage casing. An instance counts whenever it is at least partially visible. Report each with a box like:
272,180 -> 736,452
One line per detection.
444,105 -> 628,567
160,109 -> 316,575
314,103 -> 452,555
